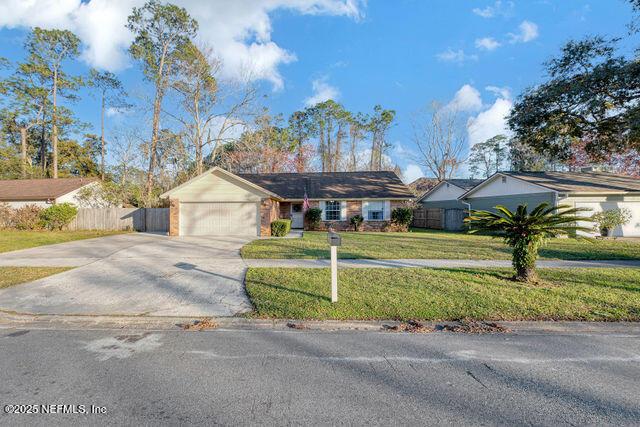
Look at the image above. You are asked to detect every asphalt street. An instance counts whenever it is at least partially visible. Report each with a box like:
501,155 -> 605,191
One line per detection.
0,327 -> 639,426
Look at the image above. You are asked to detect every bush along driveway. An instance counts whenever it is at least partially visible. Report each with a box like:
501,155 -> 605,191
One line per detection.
240,230 -> 640,260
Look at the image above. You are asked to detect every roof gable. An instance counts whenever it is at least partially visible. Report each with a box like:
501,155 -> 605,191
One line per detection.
419,181 -> 464,202
460,173 -> 552,199
0,177 -> 98,201
160,167 -> 280,199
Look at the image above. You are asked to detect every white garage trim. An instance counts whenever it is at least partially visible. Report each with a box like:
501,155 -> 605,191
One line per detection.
179,202 -> 260,236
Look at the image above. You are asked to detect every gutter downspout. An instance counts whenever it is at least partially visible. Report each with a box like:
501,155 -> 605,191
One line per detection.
462,199 -> 472,230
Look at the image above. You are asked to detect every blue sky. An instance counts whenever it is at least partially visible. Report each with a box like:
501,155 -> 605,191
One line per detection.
0,0 -> 636,182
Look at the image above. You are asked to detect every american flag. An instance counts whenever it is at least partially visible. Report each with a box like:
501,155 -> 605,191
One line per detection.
303,190 -> 310,212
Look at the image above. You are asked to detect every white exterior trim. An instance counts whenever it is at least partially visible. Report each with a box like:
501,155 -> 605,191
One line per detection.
459,173 -> 554,199
419,181 -> 467,202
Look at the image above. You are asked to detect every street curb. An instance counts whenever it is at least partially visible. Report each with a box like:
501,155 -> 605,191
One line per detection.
1,312 -> 639,334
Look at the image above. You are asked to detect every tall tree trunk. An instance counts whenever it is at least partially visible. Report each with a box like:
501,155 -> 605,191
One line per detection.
334,124 -> 343,172
145,47 -> 167,196
52,68 -> 58,178
194,89 -> 203,175
40,97 -> 47,172
369,132 -> 377,171
319,122 -> 326,172
101,92 -> 105,181
20,127 -> 27,178
349,125 -> 357,171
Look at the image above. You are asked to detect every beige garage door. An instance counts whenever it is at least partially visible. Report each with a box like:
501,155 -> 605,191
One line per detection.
180,202 -> 258,236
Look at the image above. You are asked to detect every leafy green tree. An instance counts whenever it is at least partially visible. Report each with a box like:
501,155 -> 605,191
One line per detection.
57,134 -> 100,177
127,0 -> 198,195
2,63 -> 50,178
368,105 -> 396,171
306,100 -> 351,172
469,135 -> 508,178
347,112 -> 368,171
88,69 -> 129,180
465,203 -> 593,282
288,110 -> 313,172
508,4 -> 640,163
23,28 -> 82,178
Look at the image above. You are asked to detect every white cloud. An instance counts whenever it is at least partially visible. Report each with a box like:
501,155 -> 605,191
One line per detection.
472,1 -> 514,18
304,77 -> 340,107
485,85 -> 511,99
508,20 -> 539,43
446,84 -> 483,112
105,106 -> 131,118
475,37 -> 501,51
402,164 -> 425,183
0,0 -> 364,89
436,48 -> 478,64
467,97 -> 513,147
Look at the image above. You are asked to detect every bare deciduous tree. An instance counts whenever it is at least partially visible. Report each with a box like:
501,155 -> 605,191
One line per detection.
168,44 -> 257,176
411,102 -> 466,180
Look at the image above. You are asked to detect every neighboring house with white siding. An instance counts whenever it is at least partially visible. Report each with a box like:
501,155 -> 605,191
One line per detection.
0,177 -> 100,208
417,179 -> 483,210
160,167 -> 413,237
459,171 -> 640,237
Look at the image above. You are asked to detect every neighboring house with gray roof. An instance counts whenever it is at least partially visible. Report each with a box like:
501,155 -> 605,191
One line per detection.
161,167 -> 413,237
417,179 -> 483,210
459,171 -> 640,237
0,177 -> 100,208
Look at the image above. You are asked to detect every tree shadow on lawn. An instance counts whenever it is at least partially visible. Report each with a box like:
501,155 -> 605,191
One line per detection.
538,247 -> 640,261
249,280 -> 330,302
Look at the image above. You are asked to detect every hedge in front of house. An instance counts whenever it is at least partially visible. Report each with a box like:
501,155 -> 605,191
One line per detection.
40,203 -> 78,231
305,208 -> 323,230
391,207 -> 413,230
271,219 -> 292,237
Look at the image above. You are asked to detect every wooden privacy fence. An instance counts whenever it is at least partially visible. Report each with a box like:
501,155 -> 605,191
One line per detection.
412,207 -> 468,231
412,207 -> 443,229
67,208 -> 169,232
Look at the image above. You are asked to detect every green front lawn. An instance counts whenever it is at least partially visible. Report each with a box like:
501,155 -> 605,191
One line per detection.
0,230 -> 126,253
0,267 -> 71,289
245,267 -> 640,321
241,230 -> 640,260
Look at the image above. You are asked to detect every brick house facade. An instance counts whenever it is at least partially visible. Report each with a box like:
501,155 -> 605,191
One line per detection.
161,167 -> 414,237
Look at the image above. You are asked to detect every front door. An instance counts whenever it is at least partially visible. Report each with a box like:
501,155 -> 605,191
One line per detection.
291,203 -> 304,228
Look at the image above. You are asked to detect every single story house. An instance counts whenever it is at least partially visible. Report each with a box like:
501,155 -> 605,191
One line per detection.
417,179 -> 483,209
459,171 -> 640,237
0,177 -> 99,208
160,167 -> 414,237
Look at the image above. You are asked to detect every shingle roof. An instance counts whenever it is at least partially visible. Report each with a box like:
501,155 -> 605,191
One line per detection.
502,171 -> 640,193
0,177 -> 98,201
448,179 -> 484,190
238,171 -> 413,200
407,177 -> 439,197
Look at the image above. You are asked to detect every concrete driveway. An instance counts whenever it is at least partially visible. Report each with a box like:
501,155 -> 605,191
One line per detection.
0,233 -> 255,317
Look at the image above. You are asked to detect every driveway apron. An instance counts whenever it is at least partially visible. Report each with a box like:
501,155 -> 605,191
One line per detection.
0,233 -> 254,317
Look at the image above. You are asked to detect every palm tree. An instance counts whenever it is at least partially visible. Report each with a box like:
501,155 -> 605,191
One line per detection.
465,203 -> 593,282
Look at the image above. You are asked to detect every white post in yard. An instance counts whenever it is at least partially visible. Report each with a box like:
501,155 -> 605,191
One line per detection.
331,245 -> 338,303
327,232 -> 341,303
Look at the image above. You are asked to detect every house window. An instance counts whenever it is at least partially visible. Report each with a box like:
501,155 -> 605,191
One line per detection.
367,201 -> 384,221
325,201 -> 341,221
